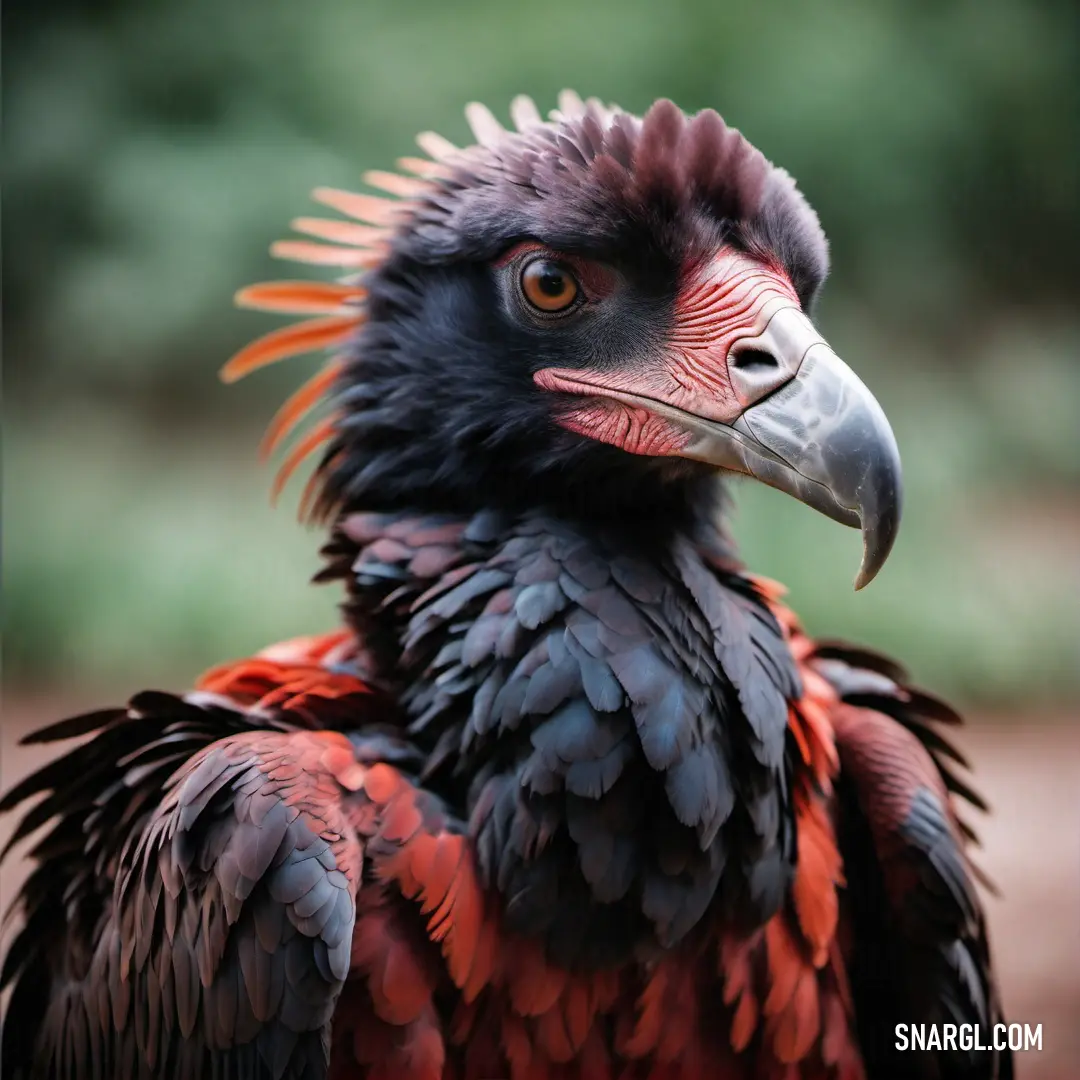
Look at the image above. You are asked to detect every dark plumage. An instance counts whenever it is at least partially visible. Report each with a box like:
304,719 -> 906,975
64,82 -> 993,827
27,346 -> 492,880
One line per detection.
326,508 -> 796,967
1,93 -> 1010,1080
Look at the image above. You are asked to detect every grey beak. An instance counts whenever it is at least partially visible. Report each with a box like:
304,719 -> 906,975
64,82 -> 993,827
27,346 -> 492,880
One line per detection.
665,307 -> 903,588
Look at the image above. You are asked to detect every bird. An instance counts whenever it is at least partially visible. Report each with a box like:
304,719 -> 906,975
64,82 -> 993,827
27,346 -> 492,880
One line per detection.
0,92 -> 1012,1080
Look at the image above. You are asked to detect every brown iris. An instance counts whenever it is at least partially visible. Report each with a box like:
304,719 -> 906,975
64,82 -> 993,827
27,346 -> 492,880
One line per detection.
520,258 -> 579,313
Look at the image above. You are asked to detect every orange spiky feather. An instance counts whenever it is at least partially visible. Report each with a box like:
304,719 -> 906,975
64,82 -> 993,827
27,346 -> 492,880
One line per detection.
221,93 -> 629,518
222,173 -> 421,508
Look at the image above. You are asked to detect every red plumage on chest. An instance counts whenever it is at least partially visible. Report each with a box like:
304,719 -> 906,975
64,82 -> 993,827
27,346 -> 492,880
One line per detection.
195,608 -> 863,1080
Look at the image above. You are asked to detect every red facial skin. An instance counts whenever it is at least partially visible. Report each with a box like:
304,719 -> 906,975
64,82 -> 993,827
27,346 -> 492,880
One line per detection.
552,396 -> 693,457
534,249 -> 802,456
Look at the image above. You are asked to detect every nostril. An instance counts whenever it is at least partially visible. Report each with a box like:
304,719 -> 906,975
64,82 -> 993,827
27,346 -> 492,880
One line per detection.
732,349 -> 779,372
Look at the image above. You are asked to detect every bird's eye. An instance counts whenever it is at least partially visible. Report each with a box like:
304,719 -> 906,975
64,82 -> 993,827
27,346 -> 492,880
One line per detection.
520,258 -> 580,313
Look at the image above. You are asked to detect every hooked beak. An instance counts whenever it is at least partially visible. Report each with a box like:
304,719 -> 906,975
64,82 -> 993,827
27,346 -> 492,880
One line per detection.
538,298 -> 902,588
670,306 -> 902,589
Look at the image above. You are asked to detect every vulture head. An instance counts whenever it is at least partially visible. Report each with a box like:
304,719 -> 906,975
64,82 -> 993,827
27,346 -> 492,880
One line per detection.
227,92 -> 902,587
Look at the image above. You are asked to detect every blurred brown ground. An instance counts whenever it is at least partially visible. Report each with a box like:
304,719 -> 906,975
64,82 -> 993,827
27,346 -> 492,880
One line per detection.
1,701 -> 1077,1078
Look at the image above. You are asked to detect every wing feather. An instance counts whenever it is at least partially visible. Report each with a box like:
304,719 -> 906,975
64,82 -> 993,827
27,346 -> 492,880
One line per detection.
813,642 -> 1012,1080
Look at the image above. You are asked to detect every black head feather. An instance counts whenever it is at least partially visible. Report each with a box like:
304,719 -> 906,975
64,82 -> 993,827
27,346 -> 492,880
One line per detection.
263,95 -> 829,526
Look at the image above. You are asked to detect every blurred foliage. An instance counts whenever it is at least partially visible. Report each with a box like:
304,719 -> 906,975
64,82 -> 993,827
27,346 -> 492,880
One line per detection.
4,0 -> 1079,704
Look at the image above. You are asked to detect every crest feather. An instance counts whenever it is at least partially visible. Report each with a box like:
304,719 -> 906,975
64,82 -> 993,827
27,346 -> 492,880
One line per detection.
269,240 -> 382,268
396,155 -> 454,180
464,102 -> 506,146
234,281 -> 365,316
556,89 -> 587,119
260,361 -> 344,459
290,217 -> 390,247
362,170 -> 434,198
510,95 -> 543,131
415,131 -> 459,161
312,187 -> 409,226
220,316 -> 358,384
271,416 -> 338,503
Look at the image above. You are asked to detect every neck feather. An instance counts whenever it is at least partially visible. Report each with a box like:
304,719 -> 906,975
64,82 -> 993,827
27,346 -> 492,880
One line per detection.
321,505 -> 799,967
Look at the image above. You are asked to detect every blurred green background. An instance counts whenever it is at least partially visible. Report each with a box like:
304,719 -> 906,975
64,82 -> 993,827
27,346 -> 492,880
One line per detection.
5,0 -> 1079,706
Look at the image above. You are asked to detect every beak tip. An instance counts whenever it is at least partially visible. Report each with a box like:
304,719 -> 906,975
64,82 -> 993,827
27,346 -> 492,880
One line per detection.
852,498 -> 902,591
853,553 -> 879,591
